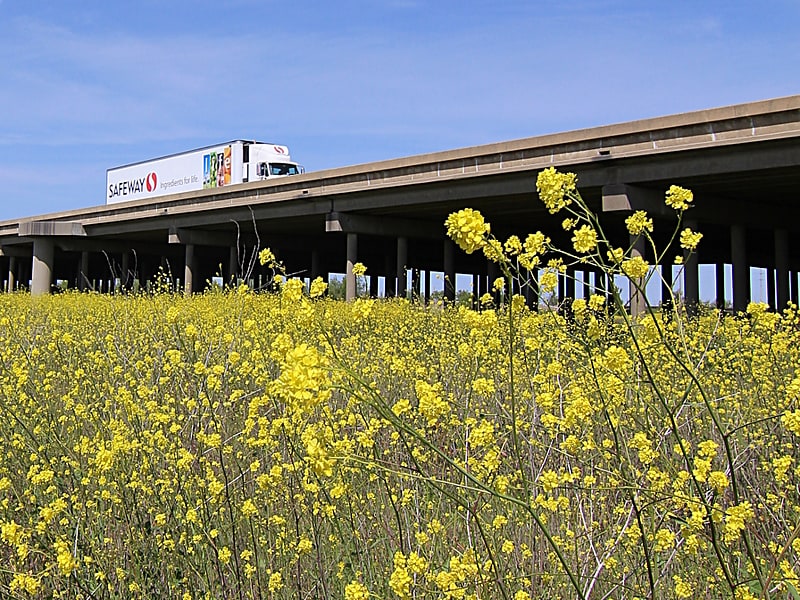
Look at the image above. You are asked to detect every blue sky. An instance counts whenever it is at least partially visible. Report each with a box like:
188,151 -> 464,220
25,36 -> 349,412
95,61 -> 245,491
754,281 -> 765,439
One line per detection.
0,0 -> 798,222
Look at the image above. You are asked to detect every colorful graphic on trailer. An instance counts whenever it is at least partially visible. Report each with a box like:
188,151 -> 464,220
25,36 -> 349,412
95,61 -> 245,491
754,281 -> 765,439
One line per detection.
203,145 -> 232,189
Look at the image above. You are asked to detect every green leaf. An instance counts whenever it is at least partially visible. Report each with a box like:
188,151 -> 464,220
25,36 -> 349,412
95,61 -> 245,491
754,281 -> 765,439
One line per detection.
787,581 -> 800,600
748,580 -> 763,596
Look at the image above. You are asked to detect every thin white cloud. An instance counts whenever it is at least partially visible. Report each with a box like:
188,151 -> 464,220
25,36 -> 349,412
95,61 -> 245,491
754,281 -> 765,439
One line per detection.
2,8 -> 795,153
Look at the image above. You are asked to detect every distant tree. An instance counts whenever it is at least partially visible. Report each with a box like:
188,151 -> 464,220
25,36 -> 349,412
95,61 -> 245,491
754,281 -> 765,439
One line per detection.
327,274 -> 369,300
455,290 -> 473,308
328,276 -> 345,300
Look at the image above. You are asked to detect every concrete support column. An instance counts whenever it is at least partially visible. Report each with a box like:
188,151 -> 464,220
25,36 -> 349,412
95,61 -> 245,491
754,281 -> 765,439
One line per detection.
525,269 -> 539,310
345,233 -> 358,301
443,240 -> 456,303
396,236 -> 408,299
683,219 -> 699,316
425,270 -> 432,304
7,257 -> 17,292
384,254 -> 393,297
369,273 -> 379,297
560,267 -> 575,318
78,251 -> 89,291
121,252 -> 130,292
605,272 -> 615,310
582,270 -> 591,301
129,253 -> 140,292
775,229 -> 789,310
731,225 -> 749,313
411,268 -> 421,301
715,262 -> 726,311
487,261 -> 500,305
630,234 -> 647,317
184,244 -> 196,297
683,256 -> 700,316
129,252 -> 139,291
564,267 -> 575,304
31,238 -> 55,296
139,257 -> 151,291
228,246 -> 238,284
310,250 -> 321,281
661,264 -> 673,311
22,259 -> 31,290
767,269 -> 776,310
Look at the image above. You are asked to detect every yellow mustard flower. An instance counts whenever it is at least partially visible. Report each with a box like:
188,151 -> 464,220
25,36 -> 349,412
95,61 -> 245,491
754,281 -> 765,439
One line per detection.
536,167 -> 578,214
445,209 -> 490,254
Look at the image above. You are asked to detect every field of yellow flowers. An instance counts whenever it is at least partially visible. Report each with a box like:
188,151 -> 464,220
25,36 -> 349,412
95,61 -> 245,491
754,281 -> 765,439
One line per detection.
0,287 -> 799,599
2,170 -> 800,600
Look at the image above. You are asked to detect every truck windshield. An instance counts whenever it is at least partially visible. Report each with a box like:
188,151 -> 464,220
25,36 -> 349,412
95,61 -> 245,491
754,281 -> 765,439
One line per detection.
269,163 -> 300,176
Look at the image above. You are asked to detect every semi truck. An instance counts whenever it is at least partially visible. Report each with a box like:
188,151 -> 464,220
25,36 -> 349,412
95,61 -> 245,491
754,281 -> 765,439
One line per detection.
106,140 -> 303,204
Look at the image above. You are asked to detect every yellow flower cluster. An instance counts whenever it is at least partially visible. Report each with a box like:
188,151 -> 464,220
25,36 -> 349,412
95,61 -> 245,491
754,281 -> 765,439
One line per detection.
680,228 -> 704,251
621,255 -> 650,279
625,210 -> 653,235
258,247 -> 276,266
665,185 -> 694,210
345,580 -> 370,600
309,276 -> 328,298
536,166 -> 578,214
445,208 -> 490,254
571,224 -> 598,254
723,502 -> 755,545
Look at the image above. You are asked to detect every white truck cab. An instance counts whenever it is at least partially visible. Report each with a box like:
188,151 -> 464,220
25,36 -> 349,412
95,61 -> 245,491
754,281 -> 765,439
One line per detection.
248,143 -> 304,180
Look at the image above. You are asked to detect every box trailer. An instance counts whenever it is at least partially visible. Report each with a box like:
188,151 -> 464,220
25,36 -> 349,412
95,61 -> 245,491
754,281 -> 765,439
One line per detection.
106,140 -> 303,204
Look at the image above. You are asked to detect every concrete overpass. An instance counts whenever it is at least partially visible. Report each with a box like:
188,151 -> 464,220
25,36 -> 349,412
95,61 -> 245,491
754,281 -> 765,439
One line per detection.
1,94 -> 800,312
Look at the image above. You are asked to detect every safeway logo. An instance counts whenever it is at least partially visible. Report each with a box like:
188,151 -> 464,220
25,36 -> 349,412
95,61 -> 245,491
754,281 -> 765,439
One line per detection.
273,146 -> 286,154
145,172 -> 158,192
